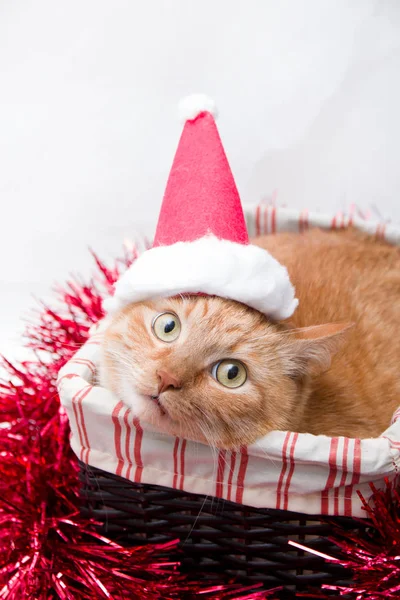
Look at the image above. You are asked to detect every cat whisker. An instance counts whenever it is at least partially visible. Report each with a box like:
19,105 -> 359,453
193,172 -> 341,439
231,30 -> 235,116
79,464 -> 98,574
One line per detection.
182,491 -> 210,545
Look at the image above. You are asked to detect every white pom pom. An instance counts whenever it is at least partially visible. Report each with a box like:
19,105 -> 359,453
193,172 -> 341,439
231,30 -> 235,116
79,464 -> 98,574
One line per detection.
178,94 -> 217,122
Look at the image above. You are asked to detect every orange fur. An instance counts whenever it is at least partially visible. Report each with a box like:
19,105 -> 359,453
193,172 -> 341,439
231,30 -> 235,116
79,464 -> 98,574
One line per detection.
100,228 -> 400,448
255,228 -> 400,438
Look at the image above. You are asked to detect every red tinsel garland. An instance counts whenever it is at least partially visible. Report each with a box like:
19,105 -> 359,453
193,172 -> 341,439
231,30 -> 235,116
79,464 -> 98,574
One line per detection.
315,481 -> 400,599
1,248 -> 400,599
0,249 -> 274,599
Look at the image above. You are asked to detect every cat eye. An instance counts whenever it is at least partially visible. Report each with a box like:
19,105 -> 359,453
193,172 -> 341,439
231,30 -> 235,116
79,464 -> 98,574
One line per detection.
212,359 -> 247,389
152,312 -> 181,342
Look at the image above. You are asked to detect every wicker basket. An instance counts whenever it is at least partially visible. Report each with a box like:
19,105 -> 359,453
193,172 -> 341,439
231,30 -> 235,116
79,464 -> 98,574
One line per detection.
79,460 -> 365,597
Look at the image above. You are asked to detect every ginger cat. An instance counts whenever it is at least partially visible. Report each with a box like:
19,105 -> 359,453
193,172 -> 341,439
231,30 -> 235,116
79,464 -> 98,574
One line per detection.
100,228 -> 400,449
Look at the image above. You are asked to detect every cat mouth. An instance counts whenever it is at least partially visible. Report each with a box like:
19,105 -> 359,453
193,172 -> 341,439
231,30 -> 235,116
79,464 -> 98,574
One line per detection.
150,395 -> 167,416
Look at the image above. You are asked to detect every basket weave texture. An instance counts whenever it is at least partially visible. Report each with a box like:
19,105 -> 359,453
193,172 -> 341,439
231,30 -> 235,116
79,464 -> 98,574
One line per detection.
79,461 -> 363,597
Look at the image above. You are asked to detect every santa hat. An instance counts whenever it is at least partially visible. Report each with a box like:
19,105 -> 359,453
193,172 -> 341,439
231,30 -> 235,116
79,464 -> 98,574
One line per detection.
104,95 -> 298,320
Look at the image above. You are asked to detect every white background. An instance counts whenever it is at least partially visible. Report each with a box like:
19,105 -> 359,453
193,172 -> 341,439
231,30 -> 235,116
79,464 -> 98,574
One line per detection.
1,0 -> 399,359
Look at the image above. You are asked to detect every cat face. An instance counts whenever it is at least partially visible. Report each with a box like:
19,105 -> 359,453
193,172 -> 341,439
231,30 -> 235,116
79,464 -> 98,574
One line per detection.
100,296 -> 347,449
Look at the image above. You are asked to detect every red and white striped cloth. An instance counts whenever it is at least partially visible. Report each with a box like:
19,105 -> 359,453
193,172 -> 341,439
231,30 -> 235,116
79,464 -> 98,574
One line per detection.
57,206 -> 400,518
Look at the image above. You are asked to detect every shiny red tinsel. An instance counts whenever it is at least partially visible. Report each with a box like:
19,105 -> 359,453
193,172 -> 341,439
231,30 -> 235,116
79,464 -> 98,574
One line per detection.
314,480 -> 400,599
0,249 -> 274,599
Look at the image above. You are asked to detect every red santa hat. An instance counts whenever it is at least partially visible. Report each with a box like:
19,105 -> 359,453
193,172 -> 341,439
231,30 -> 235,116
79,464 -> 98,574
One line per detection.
104,95 -> 298,320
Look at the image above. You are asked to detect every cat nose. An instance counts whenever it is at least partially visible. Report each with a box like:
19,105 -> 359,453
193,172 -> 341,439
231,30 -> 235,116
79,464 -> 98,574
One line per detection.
157,370 -> 182,394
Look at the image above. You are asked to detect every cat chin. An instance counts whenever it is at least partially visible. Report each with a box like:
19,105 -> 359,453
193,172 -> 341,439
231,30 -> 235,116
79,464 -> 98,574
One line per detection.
128,394 -> 188,438
116,382 -> 242,448
116,382 -> 204,441
116,379 -> 172,428
122,389 -> 161,421
118,389 -> 244,448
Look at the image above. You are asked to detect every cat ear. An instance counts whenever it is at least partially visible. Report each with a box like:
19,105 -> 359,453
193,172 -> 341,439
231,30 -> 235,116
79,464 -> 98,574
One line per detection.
280,323 -> 354,378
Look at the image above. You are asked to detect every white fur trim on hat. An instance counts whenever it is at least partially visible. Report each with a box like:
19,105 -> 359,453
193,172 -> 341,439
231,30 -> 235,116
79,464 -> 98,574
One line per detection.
178,94 -> 218,122
103,236 -> 298,321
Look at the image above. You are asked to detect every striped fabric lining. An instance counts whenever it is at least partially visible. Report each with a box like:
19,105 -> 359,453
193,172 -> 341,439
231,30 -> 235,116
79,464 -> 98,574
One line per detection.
57,205 -> 400,517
